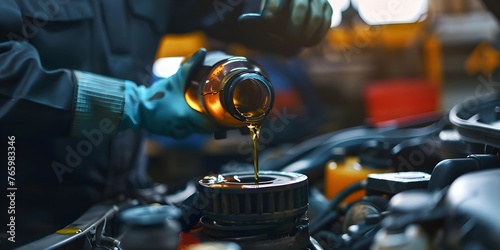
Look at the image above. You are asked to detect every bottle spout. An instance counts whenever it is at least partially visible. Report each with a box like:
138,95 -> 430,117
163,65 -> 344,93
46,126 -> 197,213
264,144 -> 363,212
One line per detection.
224,72 -> 274,124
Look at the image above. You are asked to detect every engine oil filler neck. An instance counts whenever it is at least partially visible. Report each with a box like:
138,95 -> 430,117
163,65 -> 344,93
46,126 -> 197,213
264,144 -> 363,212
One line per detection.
197,171 -> 310,250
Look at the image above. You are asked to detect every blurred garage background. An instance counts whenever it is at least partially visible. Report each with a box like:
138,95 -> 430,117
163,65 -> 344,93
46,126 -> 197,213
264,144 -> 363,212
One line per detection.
145,0 -> 500,188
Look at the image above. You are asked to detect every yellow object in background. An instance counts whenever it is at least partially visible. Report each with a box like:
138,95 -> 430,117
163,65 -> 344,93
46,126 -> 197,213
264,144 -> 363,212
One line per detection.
155,32 -> 208,58
327,22 -> 426,51
423,35 -> 443,92
465,42 -> 500,76
325,156 -> 389,203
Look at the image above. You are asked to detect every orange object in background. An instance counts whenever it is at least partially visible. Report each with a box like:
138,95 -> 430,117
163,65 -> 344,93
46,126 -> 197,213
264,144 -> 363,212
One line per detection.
325,156 -> 389,203
327,22 -> 427,52
156,32 -> 208,58
364,78 -> 439,126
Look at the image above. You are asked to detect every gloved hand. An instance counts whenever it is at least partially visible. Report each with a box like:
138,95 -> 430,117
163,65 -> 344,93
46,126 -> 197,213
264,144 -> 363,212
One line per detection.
239,0 -> 333,49
120,48 -> 215,138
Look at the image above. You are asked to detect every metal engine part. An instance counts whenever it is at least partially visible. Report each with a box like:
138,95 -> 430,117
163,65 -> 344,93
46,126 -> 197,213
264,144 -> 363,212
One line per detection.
196,171 -> 311,250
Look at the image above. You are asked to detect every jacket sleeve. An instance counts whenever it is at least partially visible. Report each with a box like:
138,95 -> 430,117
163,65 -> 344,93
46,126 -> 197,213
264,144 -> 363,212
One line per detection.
0,41 -> 126,137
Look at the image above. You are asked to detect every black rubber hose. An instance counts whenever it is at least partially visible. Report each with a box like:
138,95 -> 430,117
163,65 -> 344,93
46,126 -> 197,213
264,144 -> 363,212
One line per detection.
278,121 -> 448,183
313,231 -> 342,249
309,181 -> 367,235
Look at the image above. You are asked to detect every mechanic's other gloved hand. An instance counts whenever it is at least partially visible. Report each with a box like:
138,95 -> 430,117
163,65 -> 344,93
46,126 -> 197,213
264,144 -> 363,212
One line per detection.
120,48 -> 215,138
239,0 -> 333,49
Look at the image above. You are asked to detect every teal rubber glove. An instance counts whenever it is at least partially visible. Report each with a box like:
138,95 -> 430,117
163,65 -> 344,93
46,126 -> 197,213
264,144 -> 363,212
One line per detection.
120,48 -> 214,138
239,0 -> 333,48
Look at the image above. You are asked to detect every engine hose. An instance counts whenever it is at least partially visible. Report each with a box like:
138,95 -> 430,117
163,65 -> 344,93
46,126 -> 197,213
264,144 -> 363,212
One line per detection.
313,231 -> 343,249
309,181 -> 367,234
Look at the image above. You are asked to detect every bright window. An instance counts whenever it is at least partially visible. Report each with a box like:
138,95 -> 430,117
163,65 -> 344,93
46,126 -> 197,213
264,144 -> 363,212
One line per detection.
328,0 -> 350,27
354,0 -> 428,25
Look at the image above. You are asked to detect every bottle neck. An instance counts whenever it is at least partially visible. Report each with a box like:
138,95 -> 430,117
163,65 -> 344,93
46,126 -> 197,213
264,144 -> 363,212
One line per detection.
223,71 -> 274,124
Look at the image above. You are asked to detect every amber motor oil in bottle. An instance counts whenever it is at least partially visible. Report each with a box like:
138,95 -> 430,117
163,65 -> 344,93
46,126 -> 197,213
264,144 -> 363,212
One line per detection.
183,51 -> 274,182
153,51 -> 274,181
184,51 -> 274,128
152,51 -> 275,127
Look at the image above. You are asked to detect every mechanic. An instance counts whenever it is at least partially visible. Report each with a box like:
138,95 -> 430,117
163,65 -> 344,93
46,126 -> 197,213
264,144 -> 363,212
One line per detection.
0,0 -> 332,246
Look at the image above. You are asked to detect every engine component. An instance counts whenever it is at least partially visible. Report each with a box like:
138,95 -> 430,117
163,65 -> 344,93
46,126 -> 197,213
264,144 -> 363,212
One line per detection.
119,205 -> 182,250
194,171 -> 310,250
343,196 -> 388,233
428,154 -> 500,191
371,224 -> 429,250
444,168 -> 500,249
370,190 -> 443,250
366,171 -> 431,196
449,91 -> 500,149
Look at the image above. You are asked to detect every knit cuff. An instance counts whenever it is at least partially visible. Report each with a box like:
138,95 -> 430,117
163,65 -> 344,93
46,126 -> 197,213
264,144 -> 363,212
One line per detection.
71,71 -> 125,137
